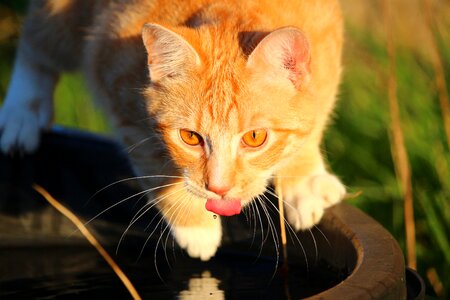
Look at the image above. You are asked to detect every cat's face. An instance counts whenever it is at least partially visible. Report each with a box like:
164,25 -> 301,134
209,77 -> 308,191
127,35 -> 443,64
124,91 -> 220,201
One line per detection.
143,24 -> 314,215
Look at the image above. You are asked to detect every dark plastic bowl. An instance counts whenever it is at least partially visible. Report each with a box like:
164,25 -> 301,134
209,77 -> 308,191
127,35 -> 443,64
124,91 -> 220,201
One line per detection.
0,129 -> 424,299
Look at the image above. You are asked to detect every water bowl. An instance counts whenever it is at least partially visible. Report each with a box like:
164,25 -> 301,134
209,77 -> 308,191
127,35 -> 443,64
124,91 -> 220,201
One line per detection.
0,129 -> 423,299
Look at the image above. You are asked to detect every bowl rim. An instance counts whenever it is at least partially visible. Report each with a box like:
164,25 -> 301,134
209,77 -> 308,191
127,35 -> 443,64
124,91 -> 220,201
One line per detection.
308,203 -> 406,299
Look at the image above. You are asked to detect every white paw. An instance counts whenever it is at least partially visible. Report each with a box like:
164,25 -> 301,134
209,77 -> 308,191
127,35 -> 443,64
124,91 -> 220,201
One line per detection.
0,104 -> 43,153
0,57 -> 55,153
282,172 -> 346,230
172,223 -> 222,261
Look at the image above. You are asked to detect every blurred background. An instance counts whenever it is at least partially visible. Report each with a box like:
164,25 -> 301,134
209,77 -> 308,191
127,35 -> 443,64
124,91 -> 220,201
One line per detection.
0,0 -> 448,298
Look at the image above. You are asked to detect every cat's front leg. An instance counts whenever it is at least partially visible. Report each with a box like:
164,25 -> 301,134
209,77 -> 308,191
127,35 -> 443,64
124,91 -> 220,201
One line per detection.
157,183 -> 222,261
0,53 -> 57,153
276,151 -> 346,230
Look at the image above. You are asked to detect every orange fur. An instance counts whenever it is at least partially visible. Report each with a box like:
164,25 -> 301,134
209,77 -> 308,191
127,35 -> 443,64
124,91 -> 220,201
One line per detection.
10,0 -> 345,260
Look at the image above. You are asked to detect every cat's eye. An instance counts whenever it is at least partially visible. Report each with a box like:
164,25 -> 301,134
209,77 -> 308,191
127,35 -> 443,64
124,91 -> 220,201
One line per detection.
242,129 -> 268,148
179,129 -> 203,146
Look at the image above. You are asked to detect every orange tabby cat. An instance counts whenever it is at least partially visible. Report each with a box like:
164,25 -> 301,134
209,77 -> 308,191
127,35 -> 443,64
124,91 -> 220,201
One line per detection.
0,0 -> 346,260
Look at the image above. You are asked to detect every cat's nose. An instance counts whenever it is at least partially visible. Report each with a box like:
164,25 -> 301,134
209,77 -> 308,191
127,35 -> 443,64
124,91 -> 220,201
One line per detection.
205,183 -> 231,197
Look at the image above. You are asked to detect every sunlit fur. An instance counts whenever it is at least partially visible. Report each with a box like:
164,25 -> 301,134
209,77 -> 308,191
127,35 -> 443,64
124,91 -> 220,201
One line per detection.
8,0 -> 344,260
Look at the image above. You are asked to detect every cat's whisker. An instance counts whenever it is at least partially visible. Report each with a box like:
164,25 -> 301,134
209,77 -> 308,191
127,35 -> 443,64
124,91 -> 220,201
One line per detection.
84,181 -> 185,231
267,184 -> 325,271
162,193 -> 193,264
265,187 -> 279,199
242,203 -> 251,223
131,182 -> 185,225
251,197 -> 268,261
89,174 -> 186,201
158,194 -> 187,268
130,191 -> 179,240
266,186 -> 312,249
135,116 -> 156,124
149,194 -> 192,280
261,193 -> 310,273
308,228 -> 319,263
130,189 -> 154,210
84,189 -> 154,228
126,136 -> 154,153
129,140 -> 164,150
140,187 -> 191,245
162,194 -> 195,262
254,197 -> 269,249
313,224 -> 331,248
246,201 -> 258,248
145,191 -> 186,240
117,186 -> 186,254
158,158 -> 176,174
126,190 -> 185,280
269,193 -> 305,242
262,193 -> 298,240
256,195 -> 280,277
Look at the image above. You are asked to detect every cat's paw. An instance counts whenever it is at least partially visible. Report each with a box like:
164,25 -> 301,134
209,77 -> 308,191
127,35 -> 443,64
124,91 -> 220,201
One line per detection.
0,57 -> 54,154
0,103 -> 45,153
282,172 -> 346,230
172,223 -> 222,261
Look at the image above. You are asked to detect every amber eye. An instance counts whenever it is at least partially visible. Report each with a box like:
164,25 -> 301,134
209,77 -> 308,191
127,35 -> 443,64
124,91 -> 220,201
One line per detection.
179,129 -> 203,146
242,129 -> 268,148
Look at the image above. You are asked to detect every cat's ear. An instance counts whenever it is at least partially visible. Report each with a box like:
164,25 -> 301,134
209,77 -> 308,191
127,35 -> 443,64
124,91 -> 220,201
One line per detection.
246,27 -> 311,89
142,23 -> 201,82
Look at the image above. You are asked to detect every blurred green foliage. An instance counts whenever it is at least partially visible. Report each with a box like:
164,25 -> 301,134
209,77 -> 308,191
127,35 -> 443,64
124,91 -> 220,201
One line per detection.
328,3 -> 450,298
0,1 -> 448,298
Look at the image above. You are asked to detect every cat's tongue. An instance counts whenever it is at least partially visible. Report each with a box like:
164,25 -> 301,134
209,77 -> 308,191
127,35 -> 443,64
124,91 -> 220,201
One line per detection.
205,199 -> 241,216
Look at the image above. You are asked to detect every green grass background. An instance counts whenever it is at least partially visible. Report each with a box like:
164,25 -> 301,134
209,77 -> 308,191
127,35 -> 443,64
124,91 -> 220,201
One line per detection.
1,1 -> 449,298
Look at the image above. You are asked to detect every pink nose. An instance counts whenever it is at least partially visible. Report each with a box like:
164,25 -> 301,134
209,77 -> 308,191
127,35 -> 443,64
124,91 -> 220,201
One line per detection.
206,184 -> 231,197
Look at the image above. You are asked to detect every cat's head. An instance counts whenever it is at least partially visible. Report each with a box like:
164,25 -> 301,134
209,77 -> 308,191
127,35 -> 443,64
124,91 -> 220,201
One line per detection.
142,23 -> 315,216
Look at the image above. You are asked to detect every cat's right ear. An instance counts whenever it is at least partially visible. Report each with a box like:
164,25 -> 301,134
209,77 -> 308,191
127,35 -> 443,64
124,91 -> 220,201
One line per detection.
142,24 -> 201,82
246,27 -> 311,90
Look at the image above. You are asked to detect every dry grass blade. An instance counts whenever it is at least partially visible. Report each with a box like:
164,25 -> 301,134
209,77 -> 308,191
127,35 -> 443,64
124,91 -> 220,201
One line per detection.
383,0 -> 417,269
32,184 -> 142,300
421,0 -> 450,150
343,190 -> 363,201
276,178 -> 288,267
426,268 -> 444,298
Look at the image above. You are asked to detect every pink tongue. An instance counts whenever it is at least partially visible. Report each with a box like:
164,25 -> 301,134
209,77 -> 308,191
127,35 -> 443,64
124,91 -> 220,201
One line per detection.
205,199 -> 241,216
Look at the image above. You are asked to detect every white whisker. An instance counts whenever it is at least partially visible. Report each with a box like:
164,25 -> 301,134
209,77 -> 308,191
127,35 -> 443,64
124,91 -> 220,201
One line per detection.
246,201 -> 257,248
251,198 -> 267,260
85,181 -> 184,228
256,195 -> 280,278
130,182 -> 185,225
308,228 -> 319,263
162,193 -> 193,263
313,224 -> 331,247
117,186 -> 186,253
261,192 -> 310,273
126,136 -> 154,153
89,174 -> 186,201
148,193 -> 192,279
158,195 -> 186,267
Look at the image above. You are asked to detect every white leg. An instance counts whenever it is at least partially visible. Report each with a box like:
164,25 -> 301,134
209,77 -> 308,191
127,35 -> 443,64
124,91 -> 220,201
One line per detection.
0,53 -> 57,153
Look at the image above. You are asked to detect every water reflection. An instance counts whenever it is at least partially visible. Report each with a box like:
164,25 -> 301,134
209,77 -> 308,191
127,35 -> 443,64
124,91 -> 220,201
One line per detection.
0,243 -> 343,299
178,271 -> 224,300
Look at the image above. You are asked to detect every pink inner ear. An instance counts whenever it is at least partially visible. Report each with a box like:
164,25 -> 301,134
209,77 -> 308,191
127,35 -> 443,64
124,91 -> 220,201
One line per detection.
283,37 -> 311,89
246,27 -> 311,89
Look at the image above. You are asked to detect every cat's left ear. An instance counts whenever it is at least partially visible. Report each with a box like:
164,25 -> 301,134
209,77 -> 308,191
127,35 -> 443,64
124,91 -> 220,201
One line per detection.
142,23 -> 201,82
246,27 -> 311,89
